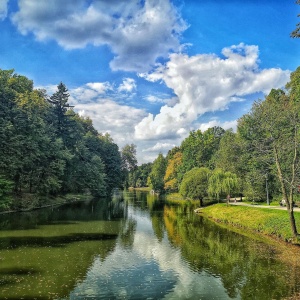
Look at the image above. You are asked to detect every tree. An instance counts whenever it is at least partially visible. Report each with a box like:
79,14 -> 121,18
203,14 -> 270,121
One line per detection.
222,172 -> 238,205
180,127 -> 225,174
135,163 -> 152,187
0,176 -> 13,210
121,144 -> 138,188
238,69 -> 300,238
164,151 -> 182,192
291,0 -> 300,38
148,154 -> 167,193
97,133 -> 123,191
121,144 -> 138,172
179,167 -> 211,206
47,82 -> 74,144
208,168 -> 225,202
214,130 -> 240,173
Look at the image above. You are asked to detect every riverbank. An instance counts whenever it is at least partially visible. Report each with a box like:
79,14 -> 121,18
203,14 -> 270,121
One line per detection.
200,203 -> 300,244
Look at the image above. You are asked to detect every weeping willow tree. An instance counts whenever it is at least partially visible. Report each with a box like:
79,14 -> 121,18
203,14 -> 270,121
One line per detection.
208,169 -> 238,204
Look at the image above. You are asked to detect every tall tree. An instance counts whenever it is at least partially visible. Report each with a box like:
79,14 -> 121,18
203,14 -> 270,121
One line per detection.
121,144 -> 138,188
180,126 -> 225,175
291,0 -> 300,38
164,151 -> 182,192
47,82 -> 74,145
238,68 -> 300,238
148,153 -> 167,193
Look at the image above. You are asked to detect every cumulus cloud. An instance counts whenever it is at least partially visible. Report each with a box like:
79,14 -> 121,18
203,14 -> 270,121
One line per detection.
144,95 -> 179,106
197,119 -> 238,133
87,82 -> 113,94
142,142 -> 176,153
65,84 -> 147,149
72,98 -> 147,149
136,43 -> 290,140
11,0 -> 187,72
74,100 -> 146,139
0,0 -> 8,20
118,78 -> 137,93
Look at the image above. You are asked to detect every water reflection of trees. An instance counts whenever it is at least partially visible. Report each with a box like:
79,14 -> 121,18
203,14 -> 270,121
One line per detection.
163,204 -> 300,300
0,197 -> 127,230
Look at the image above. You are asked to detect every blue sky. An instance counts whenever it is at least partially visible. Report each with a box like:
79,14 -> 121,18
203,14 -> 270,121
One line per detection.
1,0 -> 299,164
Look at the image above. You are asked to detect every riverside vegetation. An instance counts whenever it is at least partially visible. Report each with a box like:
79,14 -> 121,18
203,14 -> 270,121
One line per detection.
0,69 -> 138,212
2,66 -> 300,244
131,67 -> 300,242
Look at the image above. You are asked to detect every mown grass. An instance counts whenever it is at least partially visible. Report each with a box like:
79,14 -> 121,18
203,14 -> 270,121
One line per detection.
202,204 -> 300,243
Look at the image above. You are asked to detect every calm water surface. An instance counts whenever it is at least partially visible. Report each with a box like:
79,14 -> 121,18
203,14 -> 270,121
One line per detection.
0,190 -> 300,299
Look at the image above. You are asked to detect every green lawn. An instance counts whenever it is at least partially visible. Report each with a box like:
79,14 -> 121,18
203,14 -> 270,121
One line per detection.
202,204 -> 300,243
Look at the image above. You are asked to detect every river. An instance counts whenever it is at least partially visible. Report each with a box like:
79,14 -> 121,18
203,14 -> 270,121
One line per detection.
0,190 -> 299,299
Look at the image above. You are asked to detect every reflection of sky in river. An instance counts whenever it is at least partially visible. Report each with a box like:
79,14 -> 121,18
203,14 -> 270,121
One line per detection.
68,206 -> 239,299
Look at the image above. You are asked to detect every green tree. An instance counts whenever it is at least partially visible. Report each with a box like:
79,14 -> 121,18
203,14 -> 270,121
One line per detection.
97,133 -> 123,191
0,176 -> 13,210
180,127 -> 225,175
291,0 -> 300,38
48,82 -> 74,143
222,172 -> 238,205
121,144 -> 138,188
238,69 -> 300,237
179,167 -> 211,206
148,154 -> 167,193
208,168 -> 225,202
131,163 -> 152,188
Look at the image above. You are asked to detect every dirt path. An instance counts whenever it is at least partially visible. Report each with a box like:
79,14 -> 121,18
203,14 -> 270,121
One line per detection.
229,201 -> 300,212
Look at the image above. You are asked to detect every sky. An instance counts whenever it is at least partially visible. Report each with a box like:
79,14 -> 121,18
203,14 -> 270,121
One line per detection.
0,0 -> 299,164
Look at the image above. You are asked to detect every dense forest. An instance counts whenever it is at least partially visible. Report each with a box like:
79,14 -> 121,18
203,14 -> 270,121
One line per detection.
0,69 -> 126,211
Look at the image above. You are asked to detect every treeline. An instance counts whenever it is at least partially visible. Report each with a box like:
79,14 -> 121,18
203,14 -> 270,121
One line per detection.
0,69 -> 124,210
131,67 -> 300,237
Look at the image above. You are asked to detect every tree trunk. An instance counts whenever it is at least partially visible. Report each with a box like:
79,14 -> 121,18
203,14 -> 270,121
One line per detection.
274,145 -> 298,237
199,198 -> 203,207
288,208 -> 298,238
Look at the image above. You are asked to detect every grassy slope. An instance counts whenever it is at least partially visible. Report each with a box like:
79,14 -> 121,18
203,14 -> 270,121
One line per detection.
201,204 -> 300,243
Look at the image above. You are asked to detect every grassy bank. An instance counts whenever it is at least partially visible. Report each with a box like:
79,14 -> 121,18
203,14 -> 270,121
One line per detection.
201,204 -> 300,243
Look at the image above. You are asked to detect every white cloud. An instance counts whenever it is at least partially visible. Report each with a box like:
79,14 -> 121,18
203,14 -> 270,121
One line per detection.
11,0 -> 187,72
145,95 -> 164,104
197,119 -> 238,133
142,142 -> 176,153
66,84 -> 147,151
118,78 -> 137,93
87,82 -> 113,94
144,95 -> 179,106
136,43 -> 290,140
0,0 -> 8,20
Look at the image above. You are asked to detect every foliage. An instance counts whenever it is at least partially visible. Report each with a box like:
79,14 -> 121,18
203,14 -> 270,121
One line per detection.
208,168 -> 225,201
0,176 -> 13,209
121,144 -> 138,188
180,126 -> 225,174
148,154 -> 167,193
179,167 -> 211,206
128,162 -> 152,188
164,151 -> 182,191
237,69 -> 300,236
291,0 -> 300,38
0,69 -> 123,210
